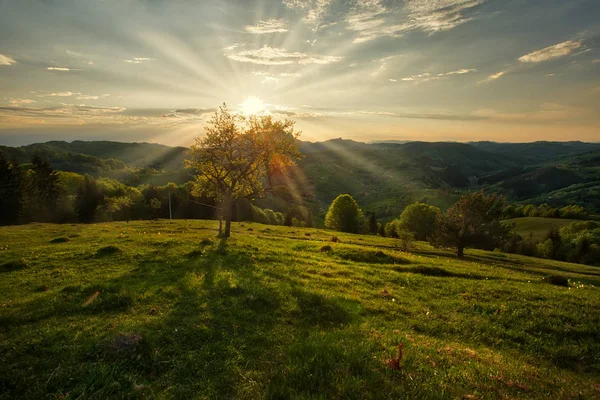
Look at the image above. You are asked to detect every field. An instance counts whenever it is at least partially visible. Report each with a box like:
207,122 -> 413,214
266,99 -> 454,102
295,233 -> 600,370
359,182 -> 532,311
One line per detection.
1,220 -> 600,399
508,217 -> 582,240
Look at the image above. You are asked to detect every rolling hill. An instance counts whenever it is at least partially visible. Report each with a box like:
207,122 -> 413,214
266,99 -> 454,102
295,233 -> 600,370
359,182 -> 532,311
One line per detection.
2,139 -> 599,217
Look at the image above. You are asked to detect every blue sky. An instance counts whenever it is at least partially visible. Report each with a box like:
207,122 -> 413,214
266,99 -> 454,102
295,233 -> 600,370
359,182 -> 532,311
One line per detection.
0,0 -> 599,145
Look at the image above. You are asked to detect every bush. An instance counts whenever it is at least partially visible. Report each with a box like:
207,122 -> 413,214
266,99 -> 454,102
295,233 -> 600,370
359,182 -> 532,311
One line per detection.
325,194 -> 366,234
397,202 -> 440,241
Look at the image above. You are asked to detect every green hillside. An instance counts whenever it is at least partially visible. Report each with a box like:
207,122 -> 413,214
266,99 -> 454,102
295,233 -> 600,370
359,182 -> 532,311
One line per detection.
507,217 -> 582,240
1,220 -> 599,399
2,139 -> 600,217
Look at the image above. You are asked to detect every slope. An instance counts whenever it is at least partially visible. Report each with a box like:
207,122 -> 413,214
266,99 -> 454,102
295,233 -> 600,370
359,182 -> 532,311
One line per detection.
1,220 -> 599,399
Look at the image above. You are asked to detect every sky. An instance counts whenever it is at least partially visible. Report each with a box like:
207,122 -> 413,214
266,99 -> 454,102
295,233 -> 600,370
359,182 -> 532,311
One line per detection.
0,0 -> 599,146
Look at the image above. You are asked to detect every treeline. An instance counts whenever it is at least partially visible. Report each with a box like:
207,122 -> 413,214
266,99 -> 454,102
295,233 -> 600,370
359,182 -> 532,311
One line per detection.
502,222 -> 600,266
502,203 -> 589,220
323,191 -> 599,265
0,154 -> 312,227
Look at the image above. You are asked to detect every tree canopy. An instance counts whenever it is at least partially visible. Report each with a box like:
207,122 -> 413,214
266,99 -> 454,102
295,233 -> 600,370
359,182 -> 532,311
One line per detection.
325,194 -> 366,234
398,202 -> 440,241
430,191 -> 511,258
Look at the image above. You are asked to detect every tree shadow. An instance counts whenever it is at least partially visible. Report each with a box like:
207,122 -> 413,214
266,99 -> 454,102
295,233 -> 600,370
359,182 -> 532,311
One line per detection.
392,265 -> 490,280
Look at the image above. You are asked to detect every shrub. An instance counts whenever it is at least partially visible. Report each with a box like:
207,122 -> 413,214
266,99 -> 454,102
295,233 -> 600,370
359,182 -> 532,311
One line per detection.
324,194 -> 366,234
397,202 -> 440,241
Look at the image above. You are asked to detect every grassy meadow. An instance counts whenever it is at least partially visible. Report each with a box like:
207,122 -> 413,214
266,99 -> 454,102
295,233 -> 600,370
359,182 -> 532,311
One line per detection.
1,220 -> 599,399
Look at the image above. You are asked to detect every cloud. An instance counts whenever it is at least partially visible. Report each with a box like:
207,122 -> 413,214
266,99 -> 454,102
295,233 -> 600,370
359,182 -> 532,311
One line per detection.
0,54 -> 17,66
66,50 -> 94,65
0,104 -> 126,119
253,71 -> 301,82
403,0 -> 484,33
160,107 -> 216,119
478,70 -> 506,84
346,0 -> 484,43
36,91 -> 81,97
224,44 -> 341,65
245,19 -> 289,34
346,109 -> 487,121
124,57 -> 153,64
47,67 -> 75,71
401,68 -> 476,82
439,68 -> 476,76
389,78 -> 397,82
284,0 -> 333,26
76,94 -> 109,100
473,103 -> 590,122
8,99 -> 36,105
518,40 -> 582,63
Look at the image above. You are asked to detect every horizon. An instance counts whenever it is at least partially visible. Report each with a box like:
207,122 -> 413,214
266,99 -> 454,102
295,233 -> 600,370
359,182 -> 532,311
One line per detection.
2,137 -> 600,149
1,0 -> 599,145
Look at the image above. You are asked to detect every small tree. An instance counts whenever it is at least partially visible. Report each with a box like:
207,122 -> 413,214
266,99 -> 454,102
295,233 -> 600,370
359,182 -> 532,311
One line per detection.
186,104 -> 301,237
430,191 -> 511,258
368,212 -> 378,234
75,175 -> 103,223
0,154 -> 22,226
149,198 -> 162,219
324,194 -> 366,233
24,155 -> 62,222
398,202 -> 440,241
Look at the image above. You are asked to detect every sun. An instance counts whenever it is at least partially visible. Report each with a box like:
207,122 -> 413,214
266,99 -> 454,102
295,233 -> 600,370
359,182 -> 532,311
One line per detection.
240,96 -> 266,116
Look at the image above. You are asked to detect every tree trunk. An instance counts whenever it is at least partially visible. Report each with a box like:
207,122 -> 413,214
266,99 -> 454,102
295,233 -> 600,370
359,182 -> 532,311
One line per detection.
457,246 -> 464,258
223,195 -> 233,238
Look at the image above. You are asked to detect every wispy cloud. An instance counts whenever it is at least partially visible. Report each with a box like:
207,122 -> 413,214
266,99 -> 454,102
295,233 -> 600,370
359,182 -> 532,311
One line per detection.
123,57 -> 153,64
401,68 -> 476,82
0,54 -> 17,66
77,94 -> 109,101
7,99 -> 36,105
224,44 -> 341,65
245,19 -> 289,34
0,104 -> 126,119
36,91 -> 81,97
473,103 -> 590,122
284,0 -> 333,26
518,40 -> 582,63
346,0 -> 484,43
47,67 -> 76,71
478,70 -> 506,84
66,50 -> 94,65
403,0 -> 485,33
160,108 -> 216,119
346,109 -> 487,121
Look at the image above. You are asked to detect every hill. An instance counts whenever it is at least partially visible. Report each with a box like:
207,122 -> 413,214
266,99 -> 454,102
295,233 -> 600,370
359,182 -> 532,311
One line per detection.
2,139 -> 600,217
1,220 -> 599,399
470,141 -> 600,164
507,217 -> 582,240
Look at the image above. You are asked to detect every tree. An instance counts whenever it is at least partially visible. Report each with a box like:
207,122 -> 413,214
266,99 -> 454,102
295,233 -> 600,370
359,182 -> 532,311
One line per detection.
398,202 -> 440,241
25,155 -> 62,222
430,191 -> 511,258
324,194 -> 366,233
368,212 -> 378,234
75,175 -> 103,223
186,104 -> 301,237
0,154 -> 22,225
149,198 -> 162,219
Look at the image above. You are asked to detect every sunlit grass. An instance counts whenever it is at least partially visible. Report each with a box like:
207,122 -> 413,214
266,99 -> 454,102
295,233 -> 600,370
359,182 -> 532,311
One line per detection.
1,220 -> 599,399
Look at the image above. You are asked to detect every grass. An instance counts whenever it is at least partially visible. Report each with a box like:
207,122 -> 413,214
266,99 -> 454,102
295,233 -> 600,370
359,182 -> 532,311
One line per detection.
1,220 -> 599,399
507,217 -> 581,240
